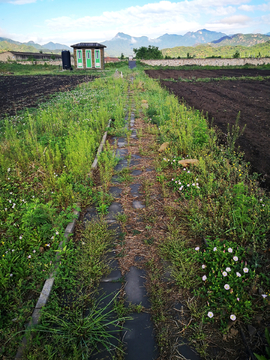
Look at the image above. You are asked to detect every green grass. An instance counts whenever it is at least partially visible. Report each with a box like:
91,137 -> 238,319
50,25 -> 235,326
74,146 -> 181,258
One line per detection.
130,68 -> 270,349
17,219 -> 128,360
0,73 -> 130,358
0,59 -> 129,76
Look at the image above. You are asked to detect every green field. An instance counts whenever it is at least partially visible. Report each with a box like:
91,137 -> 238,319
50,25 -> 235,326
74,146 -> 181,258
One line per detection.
1,62 -> 269,359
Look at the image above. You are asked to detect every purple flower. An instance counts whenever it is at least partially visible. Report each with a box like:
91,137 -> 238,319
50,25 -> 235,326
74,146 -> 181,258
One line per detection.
195,247 -> 200,251
233,256 -> 238,262
222,271 -> 228,277
230,314 -> 236,321
213,247 -> 217,251
243,267 -> 249,273
202,264 -> 206,269
236,272 -> 241,277
228,248 -> 233,253
202,275 -> 207,281
226,267 -> 231,272
224,284 -> 230,290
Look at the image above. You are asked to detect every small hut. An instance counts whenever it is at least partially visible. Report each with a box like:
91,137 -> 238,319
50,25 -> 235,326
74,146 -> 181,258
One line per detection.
71,43 -> 106,70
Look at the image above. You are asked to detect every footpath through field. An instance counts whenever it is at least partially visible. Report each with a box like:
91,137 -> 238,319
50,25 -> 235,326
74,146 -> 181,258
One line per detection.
84,75 -> 201,360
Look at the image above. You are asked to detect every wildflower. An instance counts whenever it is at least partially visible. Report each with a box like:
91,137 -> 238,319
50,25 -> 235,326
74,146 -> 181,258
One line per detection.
19,236 -> 22,239
236,272 -> 241,277
10,273 -> 13,277
46,243 -> 50,247
222,271 -> 228,277
213,247 -> 217,251
208,311 -> 214,318
28,255 -> 31,259
202,264 -> 206,269
237,297 -> 240,301
243,267 -> 249,273
7,168 -> 10,172
262,294 -> 267,298
187,184 -> 190,187
228,248 -> 233,253
51,236 -> 54,240
183,168 -> 186,171
56,231 -> 59,235
187,170 -> 190,173
195,247 -> 200,251
233,256 -> 238,261
202,275 -> 207,281
230,314 -> 236,321
33,250 -> 36,253
226,267 -> 231,272
224,284 -> 230,290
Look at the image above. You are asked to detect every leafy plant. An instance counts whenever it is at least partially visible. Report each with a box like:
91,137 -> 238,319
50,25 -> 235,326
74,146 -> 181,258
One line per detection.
193,238 -> 256,327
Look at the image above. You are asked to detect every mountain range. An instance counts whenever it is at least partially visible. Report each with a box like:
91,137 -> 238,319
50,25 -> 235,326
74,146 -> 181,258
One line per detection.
103,29 -> 227,56
0,29 -> 270,57
0,37 -> 71,53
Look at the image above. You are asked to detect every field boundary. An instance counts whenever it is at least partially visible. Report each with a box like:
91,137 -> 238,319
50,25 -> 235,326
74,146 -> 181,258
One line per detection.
141,57 -> 270,67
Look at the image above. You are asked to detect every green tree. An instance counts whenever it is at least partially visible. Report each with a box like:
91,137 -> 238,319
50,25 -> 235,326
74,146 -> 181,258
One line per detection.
233,50 -> 240,58
120,53 -> 125,60
133,45 -> 163,60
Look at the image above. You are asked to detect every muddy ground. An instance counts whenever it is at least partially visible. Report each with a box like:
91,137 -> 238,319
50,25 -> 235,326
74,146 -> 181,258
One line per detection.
145,69 -> 270,189
0,75 -> 95,118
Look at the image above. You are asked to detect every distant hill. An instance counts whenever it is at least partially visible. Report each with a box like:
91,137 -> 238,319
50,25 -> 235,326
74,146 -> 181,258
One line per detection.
162,40 -> 270,58
0,38 -> 71,54
0,41 -> 42,54
42,42 -> 71,51
212,33 -> 270,47
266,32 -> 270,36
103,29 -> 226,56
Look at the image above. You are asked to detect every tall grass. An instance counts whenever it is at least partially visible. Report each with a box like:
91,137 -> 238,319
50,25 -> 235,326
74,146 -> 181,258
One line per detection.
0,75 -> 128,357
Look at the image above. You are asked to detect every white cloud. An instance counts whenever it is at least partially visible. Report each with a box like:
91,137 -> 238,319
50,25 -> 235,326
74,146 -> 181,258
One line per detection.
239,2 -> 270,12
238,4 -> 255,11
45,0 -> 248,39
45,2 -> 204,39
206,14 -> 252,32
220,14 -> 250,25
2,0 -> 37,4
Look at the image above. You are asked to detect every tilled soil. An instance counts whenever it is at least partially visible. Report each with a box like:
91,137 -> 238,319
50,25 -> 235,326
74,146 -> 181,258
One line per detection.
145,70 -> 270,188
0,75 -> 95,118
145,68 -> 270,79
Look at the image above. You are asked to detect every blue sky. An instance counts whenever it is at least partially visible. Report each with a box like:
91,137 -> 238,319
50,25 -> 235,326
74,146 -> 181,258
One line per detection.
0,0 -> 269,45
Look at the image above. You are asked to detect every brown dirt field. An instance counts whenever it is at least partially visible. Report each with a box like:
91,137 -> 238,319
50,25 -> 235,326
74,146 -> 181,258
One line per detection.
145,70 -> 270,189
0,75 -> 95,118
145,68 -> 270,79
